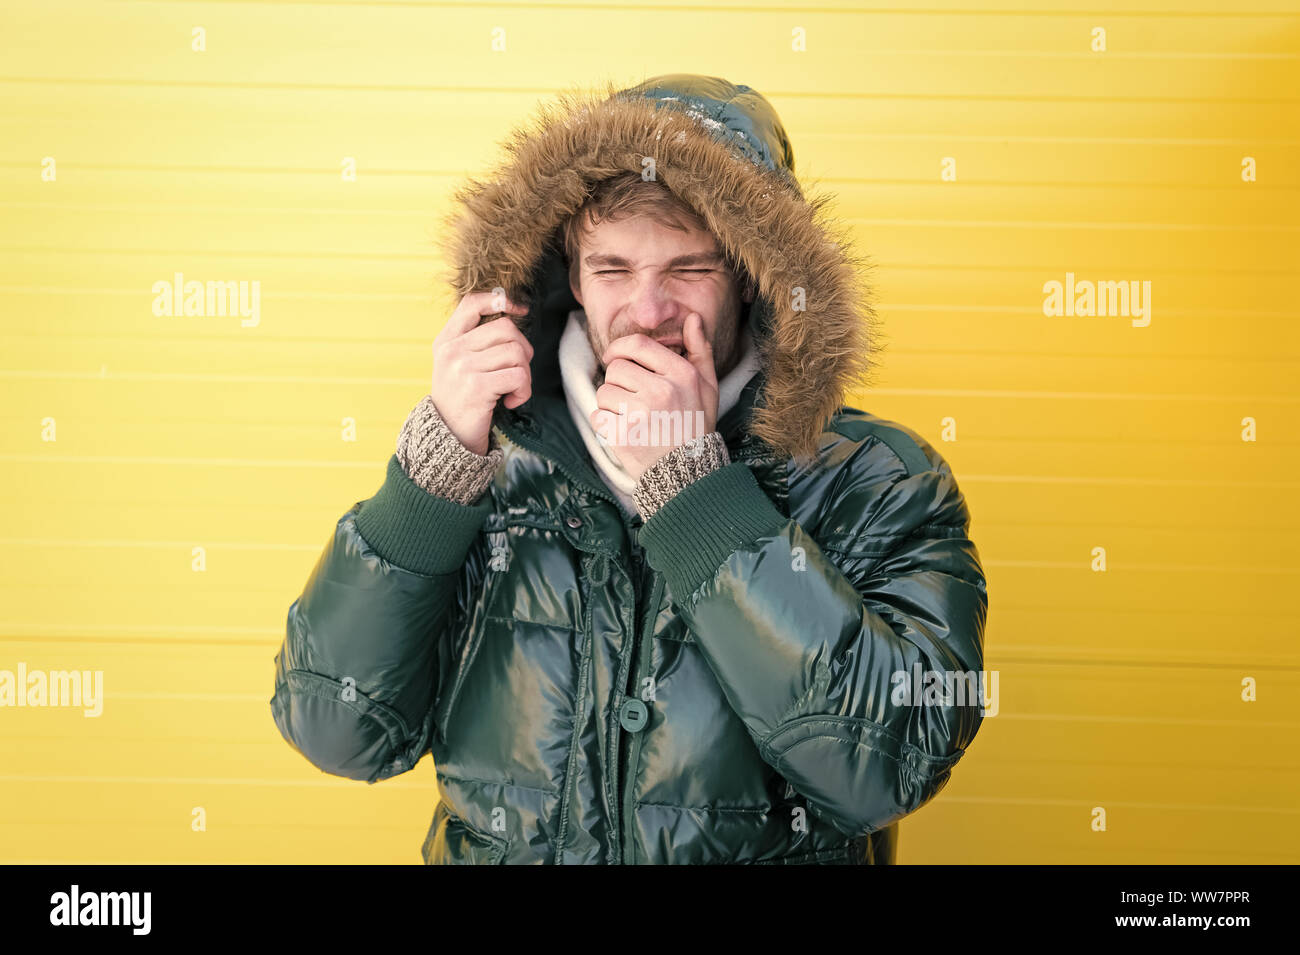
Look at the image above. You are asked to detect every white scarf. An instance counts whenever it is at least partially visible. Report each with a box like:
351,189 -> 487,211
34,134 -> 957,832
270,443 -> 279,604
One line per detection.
558,307 -> 763,518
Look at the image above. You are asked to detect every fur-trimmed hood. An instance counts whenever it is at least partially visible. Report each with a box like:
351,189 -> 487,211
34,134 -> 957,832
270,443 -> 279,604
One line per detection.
435,73 -> 881,464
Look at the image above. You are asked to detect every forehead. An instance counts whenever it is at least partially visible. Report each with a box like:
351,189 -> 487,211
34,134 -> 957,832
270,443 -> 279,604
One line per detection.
581,214 -> 722,261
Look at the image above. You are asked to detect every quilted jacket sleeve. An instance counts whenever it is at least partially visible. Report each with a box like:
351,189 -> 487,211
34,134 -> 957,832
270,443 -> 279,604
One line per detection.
270,447 -> 496,784
638,425 -> 988,837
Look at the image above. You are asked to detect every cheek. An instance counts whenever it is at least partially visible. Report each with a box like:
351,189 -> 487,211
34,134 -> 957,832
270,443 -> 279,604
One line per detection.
707,281 -> 738,319
585,318 -> 611,359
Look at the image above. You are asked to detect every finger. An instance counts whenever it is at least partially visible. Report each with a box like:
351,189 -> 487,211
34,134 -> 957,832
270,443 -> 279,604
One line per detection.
483,365 -> 531,407
470,339 -> 533,374
593,383 -> 635,415
461,316 -> 535,360
601,333 -> 679,376
601,355 -> 657,393
445,289 -> 530,340
683,313 -> 717,391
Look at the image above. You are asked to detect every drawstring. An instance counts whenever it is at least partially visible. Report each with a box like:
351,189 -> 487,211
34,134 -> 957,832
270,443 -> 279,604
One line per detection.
585,553 -> 609,586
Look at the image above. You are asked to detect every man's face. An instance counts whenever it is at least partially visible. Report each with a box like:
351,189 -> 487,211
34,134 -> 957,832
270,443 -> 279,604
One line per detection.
569,213 -> 754,386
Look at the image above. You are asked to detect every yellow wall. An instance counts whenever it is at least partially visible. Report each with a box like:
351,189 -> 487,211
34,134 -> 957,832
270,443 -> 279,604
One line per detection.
1,0 -> 1296,863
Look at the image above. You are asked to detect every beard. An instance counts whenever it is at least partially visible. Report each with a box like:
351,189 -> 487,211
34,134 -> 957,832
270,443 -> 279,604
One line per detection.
586,305 -> 743,389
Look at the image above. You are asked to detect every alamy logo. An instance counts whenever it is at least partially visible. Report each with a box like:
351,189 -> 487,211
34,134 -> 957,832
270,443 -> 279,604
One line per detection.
592,405 -> 710,449
1042,271 -> 1151,327
151,272 -> 260,327
49,885 -> 151,935
0,662 -> 103,716
889,664 -> 999,717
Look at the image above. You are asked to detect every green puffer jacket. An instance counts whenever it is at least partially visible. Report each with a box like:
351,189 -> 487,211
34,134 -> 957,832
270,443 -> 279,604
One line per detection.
270,74 -> 989,864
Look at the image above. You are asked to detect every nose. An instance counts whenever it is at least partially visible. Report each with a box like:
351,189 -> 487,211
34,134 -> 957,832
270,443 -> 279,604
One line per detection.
627,274 -> 678,333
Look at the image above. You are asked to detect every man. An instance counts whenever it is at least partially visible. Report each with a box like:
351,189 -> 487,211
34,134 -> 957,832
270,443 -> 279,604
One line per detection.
270,74 -> 989,864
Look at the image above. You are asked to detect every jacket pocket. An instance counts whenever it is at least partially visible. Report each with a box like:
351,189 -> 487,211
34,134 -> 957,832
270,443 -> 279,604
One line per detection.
422,801 -> 509,864
753,844 -> 855,865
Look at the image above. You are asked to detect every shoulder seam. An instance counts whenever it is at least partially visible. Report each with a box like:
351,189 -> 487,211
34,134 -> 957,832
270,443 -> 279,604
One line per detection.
828,411 -> 932,478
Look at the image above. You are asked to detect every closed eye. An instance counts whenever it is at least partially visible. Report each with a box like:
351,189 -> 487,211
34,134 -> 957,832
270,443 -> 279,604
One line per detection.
594,268 -> 712,276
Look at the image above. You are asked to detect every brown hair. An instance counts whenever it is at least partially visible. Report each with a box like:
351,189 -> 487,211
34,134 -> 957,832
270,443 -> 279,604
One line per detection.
562,171 -> 747,292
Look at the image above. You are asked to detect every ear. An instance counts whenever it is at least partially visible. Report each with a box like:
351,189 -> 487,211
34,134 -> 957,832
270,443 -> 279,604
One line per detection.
569,272 -> 583,306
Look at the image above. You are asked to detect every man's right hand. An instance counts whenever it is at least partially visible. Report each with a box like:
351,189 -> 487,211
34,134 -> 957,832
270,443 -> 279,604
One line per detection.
430,290 -> 534,456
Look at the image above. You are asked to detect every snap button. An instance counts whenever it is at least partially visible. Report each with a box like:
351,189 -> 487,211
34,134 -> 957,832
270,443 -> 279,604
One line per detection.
566,515 -> 583,528
618,698 -> 648,733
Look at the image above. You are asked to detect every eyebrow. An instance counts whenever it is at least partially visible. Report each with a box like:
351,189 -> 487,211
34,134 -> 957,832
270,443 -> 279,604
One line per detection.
584,251 -> 725,269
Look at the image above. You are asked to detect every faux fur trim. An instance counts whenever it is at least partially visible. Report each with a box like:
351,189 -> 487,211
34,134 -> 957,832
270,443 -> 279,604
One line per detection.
434,79 -> 881,464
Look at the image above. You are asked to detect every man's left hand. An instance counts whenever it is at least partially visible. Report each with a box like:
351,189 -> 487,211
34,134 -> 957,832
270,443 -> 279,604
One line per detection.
592,312 -> 719,482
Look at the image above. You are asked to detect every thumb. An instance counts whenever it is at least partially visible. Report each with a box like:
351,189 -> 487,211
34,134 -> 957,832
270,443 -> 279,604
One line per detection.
683,313 -> 716,391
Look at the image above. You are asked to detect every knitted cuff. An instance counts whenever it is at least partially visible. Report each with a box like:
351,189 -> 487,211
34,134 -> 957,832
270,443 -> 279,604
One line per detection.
633,431 -> 731,519
395,395 -> 503,506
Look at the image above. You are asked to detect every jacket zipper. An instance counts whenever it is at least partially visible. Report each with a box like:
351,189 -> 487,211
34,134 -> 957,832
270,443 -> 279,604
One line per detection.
611,531 -> 649,864
620,542 -> 663,865
616,545 -> 642,863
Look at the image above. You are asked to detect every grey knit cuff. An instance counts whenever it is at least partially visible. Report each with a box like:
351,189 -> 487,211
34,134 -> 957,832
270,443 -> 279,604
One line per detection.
395,394 -> 503,506
633,431 -> 731,520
